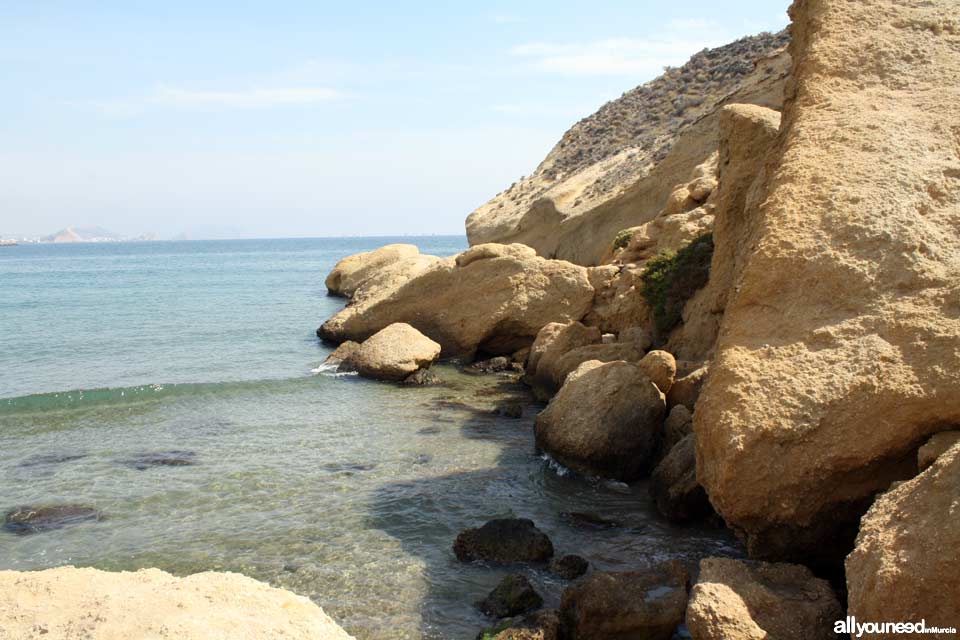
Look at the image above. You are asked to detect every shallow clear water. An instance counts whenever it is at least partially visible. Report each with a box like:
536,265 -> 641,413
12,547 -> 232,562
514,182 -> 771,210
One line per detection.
0,238 -> 740,639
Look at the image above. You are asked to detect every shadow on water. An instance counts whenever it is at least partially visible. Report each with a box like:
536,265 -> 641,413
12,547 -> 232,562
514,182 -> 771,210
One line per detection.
365,372 -> 742,640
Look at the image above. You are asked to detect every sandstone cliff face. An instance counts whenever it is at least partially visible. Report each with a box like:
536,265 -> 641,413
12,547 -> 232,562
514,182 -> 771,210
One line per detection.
0,566 -> 354,639
695,0 -> 960,564
466,32 -> 790,266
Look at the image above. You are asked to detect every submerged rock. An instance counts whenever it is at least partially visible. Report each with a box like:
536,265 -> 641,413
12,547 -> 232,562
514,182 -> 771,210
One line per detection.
322,462 -> 376,474
454,519 -> 554,564
468,356 -> 514,374
477,574 -> 543,619
685,558 -> 842,640
559,512 -> 622,530
559,563 -> 689,640
492,402 -> 523,419
401,368 -> 443,386
17,453 -> 88,468
535,360 -> 666,481
548,555 -> 589,580
3,505 -> 102,535
121,450 -> 197,470
344,322 -> 441,382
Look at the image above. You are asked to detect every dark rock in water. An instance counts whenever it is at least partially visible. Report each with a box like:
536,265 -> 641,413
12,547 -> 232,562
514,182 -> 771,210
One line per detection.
417,426 -> 445,435
402,369 -> 443,386
283,564 -> 299,573
17,453 -> 88,468
3,505 -> 102,535
467,356 -> 512,374
322,462 -> 376,474
477,574 -> 543,619
413,453 -> 433,465
649,434 -> 713,522
122,450 -> 197,470
492,402 -> 523,419
560,511 -> 622,530
549,554 -> 589,580
476,609 -> 561,640
454,518 -> 554,564
560,562 -> 690,640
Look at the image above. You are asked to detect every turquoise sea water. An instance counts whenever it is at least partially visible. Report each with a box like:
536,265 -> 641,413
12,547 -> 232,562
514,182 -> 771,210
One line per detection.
0,238 -> 738,639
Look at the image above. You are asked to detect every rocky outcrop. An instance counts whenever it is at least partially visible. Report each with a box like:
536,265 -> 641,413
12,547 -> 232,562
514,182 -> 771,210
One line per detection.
325,243 -> 424,298
341,323 -> 440,381
548,555 -> 589,581
846,442 -> 960,632
695,0 -> 960,564
685,558 -> 842,640
454,519 -> 554,564
535,360 -> 666,481
582,266 -> 654,334
319,244 -> 594,359
466,32 -> 790,266
559,563 -> 689,640
0,566 -> 354,639
666,364 -> 708,411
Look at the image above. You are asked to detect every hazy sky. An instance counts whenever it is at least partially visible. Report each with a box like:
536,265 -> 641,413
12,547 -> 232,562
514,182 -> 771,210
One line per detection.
0,1 -> 790,239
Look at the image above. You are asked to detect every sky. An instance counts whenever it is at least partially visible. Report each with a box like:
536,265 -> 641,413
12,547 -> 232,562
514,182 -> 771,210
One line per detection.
0,1 -> 790,240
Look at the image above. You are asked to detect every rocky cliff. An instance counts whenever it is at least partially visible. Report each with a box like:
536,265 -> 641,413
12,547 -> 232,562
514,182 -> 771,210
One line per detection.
695,0 -> 960,565
466,31 -> 790,266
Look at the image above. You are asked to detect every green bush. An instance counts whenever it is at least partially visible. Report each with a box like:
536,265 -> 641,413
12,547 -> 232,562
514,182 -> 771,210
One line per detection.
641,233 -> 714,336
613,228 -> 634,250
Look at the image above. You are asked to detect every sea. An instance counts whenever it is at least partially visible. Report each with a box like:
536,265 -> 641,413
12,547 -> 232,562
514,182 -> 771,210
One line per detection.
0,237 -> 738,639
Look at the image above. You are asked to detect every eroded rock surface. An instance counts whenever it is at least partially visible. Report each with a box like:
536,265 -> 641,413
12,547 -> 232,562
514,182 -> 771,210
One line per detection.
695,0 -> 960,563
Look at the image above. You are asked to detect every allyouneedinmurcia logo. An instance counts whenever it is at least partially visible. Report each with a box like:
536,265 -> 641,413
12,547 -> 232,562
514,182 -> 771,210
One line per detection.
836,616 -> 958,637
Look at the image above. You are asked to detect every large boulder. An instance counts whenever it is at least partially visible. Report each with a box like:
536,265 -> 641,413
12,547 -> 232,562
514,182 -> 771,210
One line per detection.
649,434 -> 712,522
685,558 -> 842,640
695,0 -> 960,564
454,519 -> 554,564
0,566 -> 353,639
343,323 -> 440,381
846,442 -> 960,632
535,360 -> 666,481
325,243 -> 420,298
319,244 -> 594,359
524,320 -> 646,399
478,609 -> 561,640
559,563 -> 689,640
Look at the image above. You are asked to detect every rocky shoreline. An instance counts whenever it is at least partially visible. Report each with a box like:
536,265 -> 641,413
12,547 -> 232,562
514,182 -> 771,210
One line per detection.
2,0 -> 957,637
312,0 -> 960,636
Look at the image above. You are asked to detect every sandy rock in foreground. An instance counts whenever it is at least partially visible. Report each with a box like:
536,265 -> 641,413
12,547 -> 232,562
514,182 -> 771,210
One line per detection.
685,558 -> 841,640
695,0 -> 960,563
0,566 -> 354,640
846,442 -> 960,634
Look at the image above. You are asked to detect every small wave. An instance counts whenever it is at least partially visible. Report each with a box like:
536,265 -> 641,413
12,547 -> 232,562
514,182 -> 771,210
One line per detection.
540,453 -> 573,477
310,362 -> 357,377
0,378 -> 311,417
